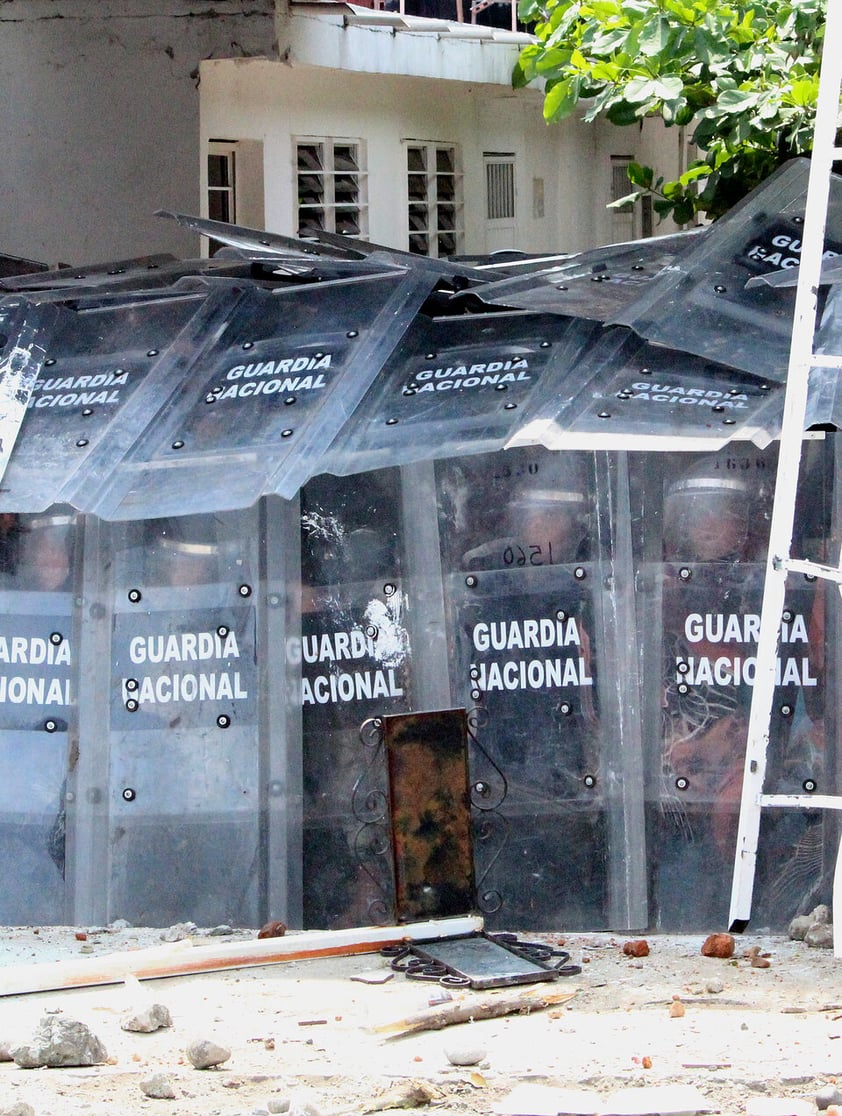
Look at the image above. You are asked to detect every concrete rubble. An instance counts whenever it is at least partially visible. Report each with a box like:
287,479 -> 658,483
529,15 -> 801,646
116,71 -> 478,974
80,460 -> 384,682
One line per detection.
0,923 -> 840,1115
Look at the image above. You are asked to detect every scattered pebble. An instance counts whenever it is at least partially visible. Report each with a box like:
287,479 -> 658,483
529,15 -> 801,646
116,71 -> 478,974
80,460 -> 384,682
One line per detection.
186,1038 -> 231,1069
140,1072 -> 177,1099
700,933 -> 735,958
444,1042 -> 486,1066
121,1002 -> 173,1033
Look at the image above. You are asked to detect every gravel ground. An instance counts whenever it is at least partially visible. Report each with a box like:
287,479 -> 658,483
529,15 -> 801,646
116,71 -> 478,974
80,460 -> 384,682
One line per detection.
0,925 -> 840,1116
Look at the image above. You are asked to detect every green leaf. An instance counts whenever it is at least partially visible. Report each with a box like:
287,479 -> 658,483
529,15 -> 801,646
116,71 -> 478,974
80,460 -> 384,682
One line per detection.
543,75 -> 582,120
638,15 -> 670,55
626,161 -> 654,187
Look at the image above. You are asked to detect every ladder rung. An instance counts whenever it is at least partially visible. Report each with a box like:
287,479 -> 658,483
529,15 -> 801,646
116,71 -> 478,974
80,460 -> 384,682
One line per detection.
782,556 -> 842,582
811,353 -> 842,369
759,794 -> 842,810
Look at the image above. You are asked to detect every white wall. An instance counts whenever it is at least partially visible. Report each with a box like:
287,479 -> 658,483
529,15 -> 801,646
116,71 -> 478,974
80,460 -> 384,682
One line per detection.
201,54 -> 683,256
0,0 -> 277,266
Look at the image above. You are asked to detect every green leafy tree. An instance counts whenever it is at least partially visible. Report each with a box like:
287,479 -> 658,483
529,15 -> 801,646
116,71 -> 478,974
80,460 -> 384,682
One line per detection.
513,0 -> 829,222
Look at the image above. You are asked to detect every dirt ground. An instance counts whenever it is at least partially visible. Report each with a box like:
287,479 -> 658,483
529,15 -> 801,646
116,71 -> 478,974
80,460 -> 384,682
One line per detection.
1,924 -> 841,1116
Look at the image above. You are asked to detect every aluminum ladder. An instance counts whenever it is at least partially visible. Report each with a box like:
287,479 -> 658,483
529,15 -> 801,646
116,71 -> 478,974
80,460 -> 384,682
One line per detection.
728,0 -> 842,949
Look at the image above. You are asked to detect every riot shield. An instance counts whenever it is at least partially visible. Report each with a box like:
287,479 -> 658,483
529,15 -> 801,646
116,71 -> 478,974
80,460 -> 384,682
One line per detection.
435,448 -> 610,930
0,508 -> 79,922
102,509 -> 262,926
297,469 -> 412,928
637,443 -> 831,930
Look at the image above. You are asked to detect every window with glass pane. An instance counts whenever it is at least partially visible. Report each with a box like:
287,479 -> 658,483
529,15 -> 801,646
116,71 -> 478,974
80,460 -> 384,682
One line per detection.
405,143 -> 464,258
295,138 -> 367,239
207,143 -> 236,255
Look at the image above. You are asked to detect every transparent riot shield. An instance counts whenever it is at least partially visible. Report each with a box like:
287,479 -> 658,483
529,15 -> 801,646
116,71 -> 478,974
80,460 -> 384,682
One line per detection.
296,468 -> 411,928
99,508 -> 262,926
636,442 -> 831,931
0,508 -> 79,922
436,448 -> 616,931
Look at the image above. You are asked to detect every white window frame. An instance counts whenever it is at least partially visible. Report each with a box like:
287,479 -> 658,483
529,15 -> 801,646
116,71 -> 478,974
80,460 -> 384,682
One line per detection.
205,139 -> 265,255
294,137 -> 368,240
484,152 -> 516,223
610,154 -> 653,240
405,141 -> 464,259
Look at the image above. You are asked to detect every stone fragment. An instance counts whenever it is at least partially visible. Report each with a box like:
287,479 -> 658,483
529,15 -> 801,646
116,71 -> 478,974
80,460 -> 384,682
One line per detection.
705,979 -> 724,994
805,923 -> 834,949
494,1084 -> 599,1115
622,940 -> 650,958
267,1099 -> 292,1114
109,917 -> 132,930
121,1002 -> 173,1033
745,1099 -> 814,1116
816,1085 -> 842,1110
186,1037 -> 231,1069
669,998 -> 685,1018
12,1015 -> 108,1068
602,1084 -> 715,1114
140,1072 -> 178,1099
160,921 -> 197,942
0,1103 -> 36,1116
788,914 -> 812,941
207,924 -> 233,936
700,933 -> 734,958
0,1038 -> 14,1061
444,1042 -> 486,1066
258,920 -> 287,939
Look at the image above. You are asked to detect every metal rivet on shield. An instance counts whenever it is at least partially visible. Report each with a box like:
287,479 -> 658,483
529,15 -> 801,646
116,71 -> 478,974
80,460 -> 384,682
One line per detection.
559,701 -> 572,716
383,583 -> 396,596
465,575 -> 478,588
365,624 -> 378,639
403,388 -> 416,396
425,353 -> 437,360
494,383 -> 507,391
386,418 -> 399,425
238,584 -> 252,597
503,402 -> 517,410
217,714 -> 231,729
540,341 -> 551,348
122,787 -> 136,801
125,678 -> 138,692
793,215 -> 804,225
556,609 -> 567,621
556,285 -> 568,291
574,566 -> 586,580
44,719 -> 57,733
805,572 -> 817,582
281,429 -> 293,438
675,776 -> 689,791
780,703 -> 793,717
171,440 -> 184,450
76,438 -> 89,448
242,341 -> 254,350
49,632 -> 63,646
128,588 -> 142,603
723,418 -> 736,425
803,777 -> 817,792
712,405 -> 724,413
147,349 -> 159,357
82,408 -> 93,417
205,394 -> 216,404
217,625 -> 229,638
347,330 -> 359,338
126,698 -> 139,712
583,773 -> 597,788
713,285 -> 727,294
470,688 -> 482,701
284,396 -> 296,405
782,609 -> 794,623
676,660 -> 690,675
679,567 -> 692,581
677,682 -> 689,695
470,666 -> 480,680
597,411 -> 611,419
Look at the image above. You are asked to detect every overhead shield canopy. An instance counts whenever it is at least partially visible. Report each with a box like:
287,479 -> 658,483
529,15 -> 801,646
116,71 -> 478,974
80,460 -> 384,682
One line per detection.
0,160 -> 841,520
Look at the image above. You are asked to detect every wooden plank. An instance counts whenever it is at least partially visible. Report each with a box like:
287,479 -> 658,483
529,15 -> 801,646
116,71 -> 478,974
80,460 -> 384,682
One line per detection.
0,914 -> 484,998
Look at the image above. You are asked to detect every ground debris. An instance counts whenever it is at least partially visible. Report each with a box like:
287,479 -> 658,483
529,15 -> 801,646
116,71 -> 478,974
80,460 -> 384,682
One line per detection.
362,1079 -> 444,1111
